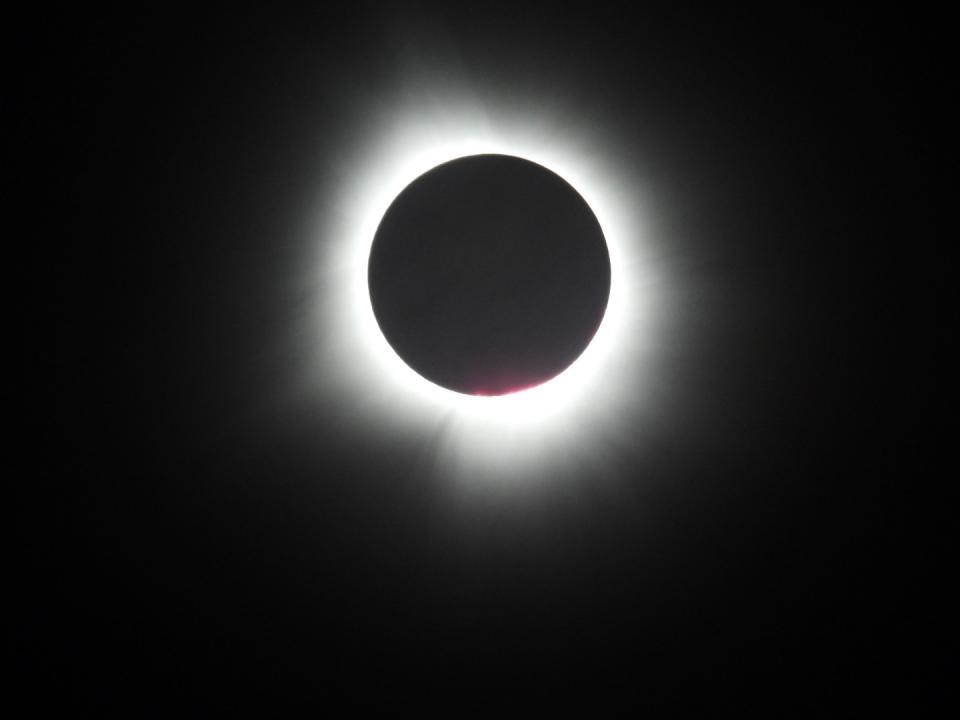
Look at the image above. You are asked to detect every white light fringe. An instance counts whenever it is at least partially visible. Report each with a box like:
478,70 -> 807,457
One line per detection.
304,95 -> 665,489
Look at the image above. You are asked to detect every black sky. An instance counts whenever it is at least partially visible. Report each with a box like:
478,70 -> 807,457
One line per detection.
14,3 -> 948,714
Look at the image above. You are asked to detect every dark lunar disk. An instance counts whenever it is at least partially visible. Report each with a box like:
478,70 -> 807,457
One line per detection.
368,154 -> 610,396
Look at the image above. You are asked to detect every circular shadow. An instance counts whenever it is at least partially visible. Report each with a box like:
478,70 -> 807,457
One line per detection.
368,154 -> 610,396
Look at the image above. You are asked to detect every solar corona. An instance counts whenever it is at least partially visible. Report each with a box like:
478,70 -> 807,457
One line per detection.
308,101 -> 662,484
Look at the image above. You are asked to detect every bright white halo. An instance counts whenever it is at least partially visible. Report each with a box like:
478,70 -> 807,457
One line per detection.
305,97 -> 666,488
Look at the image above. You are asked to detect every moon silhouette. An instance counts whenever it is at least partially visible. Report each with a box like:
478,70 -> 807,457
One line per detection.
367,154 -> 611,396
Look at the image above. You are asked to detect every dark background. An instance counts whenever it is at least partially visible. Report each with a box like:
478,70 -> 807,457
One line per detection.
14,2 -> 948,713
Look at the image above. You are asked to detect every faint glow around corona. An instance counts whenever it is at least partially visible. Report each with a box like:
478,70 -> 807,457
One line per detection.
312,98 -> 660,482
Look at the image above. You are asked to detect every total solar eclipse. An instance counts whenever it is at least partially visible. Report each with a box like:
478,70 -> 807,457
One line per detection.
368,154 -> 611,396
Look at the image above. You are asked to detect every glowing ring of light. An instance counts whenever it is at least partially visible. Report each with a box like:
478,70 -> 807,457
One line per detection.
310,103 -> 661,483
